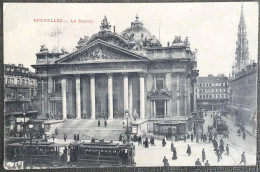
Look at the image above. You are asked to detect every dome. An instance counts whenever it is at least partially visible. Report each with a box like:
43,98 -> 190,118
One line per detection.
121,15 -> 162,48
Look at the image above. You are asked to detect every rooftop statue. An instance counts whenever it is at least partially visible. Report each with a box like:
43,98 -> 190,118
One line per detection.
40,44 -> 49,52
172,36 -> 183,44
100,16 -> 111,31
184,37 -> 190,47
78,36 -> 89,45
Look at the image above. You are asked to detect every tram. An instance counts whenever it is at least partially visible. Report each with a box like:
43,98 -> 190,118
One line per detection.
68,140 -> 135,167
213,116 -> 228,134
5,140 -> 67,167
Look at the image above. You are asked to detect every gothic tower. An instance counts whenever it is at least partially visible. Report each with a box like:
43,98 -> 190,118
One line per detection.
232,4 -> 249,77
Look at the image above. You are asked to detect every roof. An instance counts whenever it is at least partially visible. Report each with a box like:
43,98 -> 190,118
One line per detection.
198,76 -> 228,83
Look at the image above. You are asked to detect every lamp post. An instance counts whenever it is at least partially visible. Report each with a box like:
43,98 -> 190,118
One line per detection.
125,110 -> 129,143
27,119 -> 34,169
23,112 -> 26,137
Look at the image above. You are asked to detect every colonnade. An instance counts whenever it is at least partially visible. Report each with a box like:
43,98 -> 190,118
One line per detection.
60,73 -> 145,120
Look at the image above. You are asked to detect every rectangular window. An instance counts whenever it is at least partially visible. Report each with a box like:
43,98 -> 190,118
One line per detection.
7,78 -> 10,84
156,76 -> 164,90
17,79 -> 20,85
11,78 -> 14,85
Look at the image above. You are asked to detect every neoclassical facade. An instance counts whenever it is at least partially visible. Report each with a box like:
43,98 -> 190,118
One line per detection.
32,16 -> 199,136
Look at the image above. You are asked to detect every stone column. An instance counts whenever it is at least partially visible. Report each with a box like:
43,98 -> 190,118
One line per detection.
153,101 -> 156,116
123,73 -> 129,117
129,78 -> 133,117
176,73 -> 180,117
48,77 -> 53,93
90,74 -> 95,119
153,74 -> 156,91
139,73 -> 145,119
184,78 -> 187,116
164,101 -> 167,116
193,81 -> 197,111
107,73 -> 113,119
61,76 -> 67,119
76,75 -> 81,119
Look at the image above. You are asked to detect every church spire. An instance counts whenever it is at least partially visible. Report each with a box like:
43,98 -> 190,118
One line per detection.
233,3 -> 249,76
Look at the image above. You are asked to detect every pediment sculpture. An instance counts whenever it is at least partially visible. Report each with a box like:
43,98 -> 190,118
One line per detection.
74,47 -> 120,62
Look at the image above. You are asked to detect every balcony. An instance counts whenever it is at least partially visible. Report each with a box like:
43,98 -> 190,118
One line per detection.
5,83 -> 30,88
4,97 -> 30,102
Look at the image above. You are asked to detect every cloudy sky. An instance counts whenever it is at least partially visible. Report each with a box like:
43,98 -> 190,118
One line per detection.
3,2 -> 258,76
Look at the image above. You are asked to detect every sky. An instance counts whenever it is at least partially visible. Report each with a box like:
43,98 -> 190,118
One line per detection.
3,2 -> 258,77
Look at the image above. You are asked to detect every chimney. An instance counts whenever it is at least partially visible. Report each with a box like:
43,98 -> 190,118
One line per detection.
167,42 -> 170,47
113,26 -> 116,33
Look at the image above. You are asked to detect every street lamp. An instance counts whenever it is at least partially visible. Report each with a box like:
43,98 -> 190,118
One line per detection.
27,119 -> 34,169
125,110 -> 129,143
23,112 -> 26,137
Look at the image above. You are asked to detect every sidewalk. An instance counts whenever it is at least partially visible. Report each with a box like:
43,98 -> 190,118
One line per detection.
226,114 -> 256,138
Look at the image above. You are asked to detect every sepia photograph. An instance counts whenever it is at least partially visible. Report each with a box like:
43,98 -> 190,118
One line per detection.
3,2 -> 258,169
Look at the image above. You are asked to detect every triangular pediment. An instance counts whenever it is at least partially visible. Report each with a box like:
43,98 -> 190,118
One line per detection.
148,90 -> 171,100
55,39 -> 148,64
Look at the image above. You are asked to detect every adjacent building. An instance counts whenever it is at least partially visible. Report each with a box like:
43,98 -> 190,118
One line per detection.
197,74 -> 229,113
32,15 -> 199,138
229,5 -> 257,135
4,64 -> 38,119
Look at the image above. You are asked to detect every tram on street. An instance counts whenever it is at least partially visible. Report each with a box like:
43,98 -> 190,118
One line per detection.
68,140 -> 136,167
5,140 -> 67,167
213,116 -> 228,134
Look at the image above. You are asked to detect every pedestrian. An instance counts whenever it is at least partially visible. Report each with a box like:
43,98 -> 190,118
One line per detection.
77,134 -> 80,141
52,134 -> 55,142
186,144 -> 191,156
119,134 -> 122,142
219,143 -> 224,156
216,148 -> 221,162
172,147 -> 177,160
163,156 -> 169,167
239,151 -> 246,165
98,119 -> 100,127
237,129 -> 241,136
202,148 -> 206,162
104,120 -> 107,127
171,142 -> 174,152
204,160 -> 210,166
55,127 -> 58,135
175,134 -> 178,142
64,133 -> 67,142
191,133 -> 194,142
145,138 -> 149,148
242,132 -> 246,140
220,137 -> 224,145
151,136 -> 155,146
74,134 -> 76,141
184,134 -> 186,143
162,137 -> 166,147
225,144 -> 229,156
195,158 -> 202,166
209,133 -> 212,143
214,132 -> 217,140
138,135 -> 142,146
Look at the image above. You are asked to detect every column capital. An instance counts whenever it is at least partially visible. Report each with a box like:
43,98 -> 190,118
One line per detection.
74,74 -> 81,78
106,73 -> 113,78
60,75 -> 68,80
89,74 -> 95,79
138,72 -> 146,77
122,72 -> 128,77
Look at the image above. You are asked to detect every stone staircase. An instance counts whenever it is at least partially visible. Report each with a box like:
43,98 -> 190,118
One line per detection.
54,119 -> 127,141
